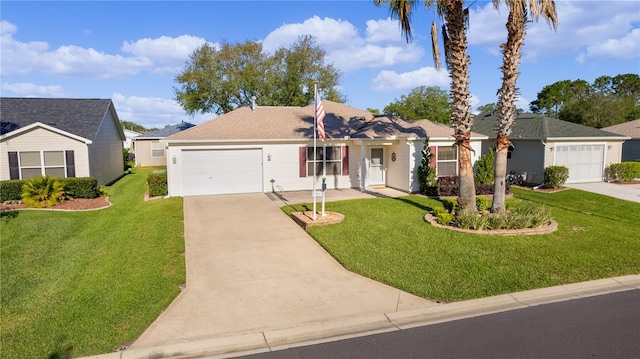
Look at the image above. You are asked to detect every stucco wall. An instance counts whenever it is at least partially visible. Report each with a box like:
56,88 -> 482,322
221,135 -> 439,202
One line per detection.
135,139 -> 168,167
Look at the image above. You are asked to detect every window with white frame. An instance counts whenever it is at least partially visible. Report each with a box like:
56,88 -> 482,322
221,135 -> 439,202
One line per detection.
307,146 -> 342,176
16,151 -> 67,179
151,140 -> 165,158
436,146 -> 458,176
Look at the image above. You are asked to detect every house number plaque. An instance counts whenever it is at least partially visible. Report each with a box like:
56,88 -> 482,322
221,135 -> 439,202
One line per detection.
391,152 -> 396,162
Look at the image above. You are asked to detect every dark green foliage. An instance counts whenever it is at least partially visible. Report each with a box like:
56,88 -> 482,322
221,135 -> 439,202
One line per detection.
476,196 -> 491,211
60,177 -> 99,199
604,162 -> 637,182
441,198 -> 458,213
417,137 -> 436,193
544,166 -> 569,188
21,176 -> 65,208
627,161 -> 640,178
0,180 -> 26,202
383,86 -> 451,123
120,121 -> 152,133
147,173 -> 168,197
474,148 -> 495,185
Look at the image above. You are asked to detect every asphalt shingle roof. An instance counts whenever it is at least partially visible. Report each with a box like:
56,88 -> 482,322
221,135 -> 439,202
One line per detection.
472,112 -> 626,139
137,122 -> 195,138
0,97 -> 115,140
168,100 -> 484,141
602,119 -> 640,138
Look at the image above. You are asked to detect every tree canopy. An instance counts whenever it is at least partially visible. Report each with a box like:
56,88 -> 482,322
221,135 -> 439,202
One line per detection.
174,35 -> 344,115
529,74 -> 640,128
120,121 -> 155,133
383,86 -> 451,123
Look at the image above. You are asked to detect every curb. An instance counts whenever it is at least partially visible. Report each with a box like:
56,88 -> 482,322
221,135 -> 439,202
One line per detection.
76,274 -> 640,359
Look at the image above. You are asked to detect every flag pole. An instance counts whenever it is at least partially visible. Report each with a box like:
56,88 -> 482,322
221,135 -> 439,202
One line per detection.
313,82 -> 318,221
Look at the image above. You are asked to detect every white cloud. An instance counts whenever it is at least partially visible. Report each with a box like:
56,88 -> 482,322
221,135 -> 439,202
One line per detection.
1,82 -> 66,97
577,28 -> 640,62
262,15 -> 423,73
468,1 -> 640,62
111,93 -> 213,129
372,67 -> 449,91
0,20 -> 209,78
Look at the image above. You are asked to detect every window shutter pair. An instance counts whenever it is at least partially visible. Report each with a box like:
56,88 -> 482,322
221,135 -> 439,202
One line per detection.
7,151 -> 75,180
299,146 -> 349,177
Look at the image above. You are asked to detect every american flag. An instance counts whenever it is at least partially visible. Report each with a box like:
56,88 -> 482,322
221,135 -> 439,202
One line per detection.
316,99 -> 326,141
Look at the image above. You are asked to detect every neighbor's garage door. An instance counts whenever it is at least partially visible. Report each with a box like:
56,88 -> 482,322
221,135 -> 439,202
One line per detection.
182,149 -> 263,196
555,144 -> 604,183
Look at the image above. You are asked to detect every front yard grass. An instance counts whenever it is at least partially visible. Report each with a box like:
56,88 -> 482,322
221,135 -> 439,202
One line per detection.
282,187 -> 640,302
0,167 -> 185,359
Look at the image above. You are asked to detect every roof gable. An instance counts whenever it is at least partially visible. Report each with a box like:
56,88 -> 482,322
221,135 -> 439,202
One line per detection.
167,100 -> 484,141
473,113 -> 628,140
0,121 -> 93,143
0,97 -> 118,141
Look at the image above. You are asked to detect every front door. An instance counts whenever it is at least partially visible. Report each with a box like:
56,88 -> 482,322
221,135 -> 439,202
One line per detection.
370,148 -> 385,185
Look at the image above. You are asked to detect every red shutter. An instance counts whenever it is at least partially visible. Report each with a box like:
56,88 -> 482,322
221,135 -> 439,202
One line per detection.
342,146 -> 349,175
429,146 -> 437,168
299,147 -> 307,177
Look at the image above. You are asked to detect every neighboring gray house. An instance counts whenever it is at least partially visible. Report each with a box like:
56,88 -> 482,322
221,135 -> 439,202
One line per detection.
473,113 -> 629,184
0,98 -> 126,185
134,122 -> 195,167
602,119 -> 640,162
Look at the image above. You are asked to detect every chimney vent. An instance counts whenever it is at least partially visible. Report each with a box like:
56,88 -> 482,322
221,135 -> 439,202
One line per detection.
251,96 -> 257,112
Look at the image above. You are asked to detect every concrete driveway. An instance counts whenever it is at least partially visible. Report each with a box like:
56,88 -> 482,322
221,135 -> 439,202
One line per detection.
565,182 -> 640,203
130,193 -> 434,351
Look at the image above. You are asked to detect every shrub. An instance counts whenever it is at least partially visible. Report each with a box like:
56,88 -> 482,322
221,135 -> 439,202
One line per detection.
627,161 -> 640,179
436,212 -> 453,225
455,211 -> 489,230
432,207 -> 448,216
441,198 -> 457,213
147,172 -> 168,197
476,196 -> 491,211
544,166 -> 569,188
604,162 -> 636,182
437,176 -> 459,197
474,148 -> 495,185
417,137 -> 436,193
21,176 -> 65,208
60,177 -> 99,198
0,180 -> 26,202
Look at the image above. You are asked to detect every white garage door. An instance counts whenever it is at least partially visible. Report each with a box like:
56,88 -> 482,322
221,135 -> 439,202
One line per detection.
182,149 -> 263,196
555,144 -> 605,183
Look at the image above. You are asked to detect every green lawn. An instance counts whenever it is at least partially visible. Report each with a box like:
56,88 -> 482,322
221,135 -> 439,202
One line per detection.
0,167 -> 185,359
282,187 -> 640,302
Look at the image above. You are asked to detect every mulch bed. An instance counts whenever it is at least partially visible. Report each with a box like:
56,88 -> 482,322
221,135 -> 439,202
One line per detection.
0,197 -> 111,212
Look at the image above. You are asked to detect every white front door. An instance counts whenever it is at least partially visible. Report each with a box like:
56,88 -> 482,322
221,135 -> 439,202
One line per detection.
370,148 -> 385,185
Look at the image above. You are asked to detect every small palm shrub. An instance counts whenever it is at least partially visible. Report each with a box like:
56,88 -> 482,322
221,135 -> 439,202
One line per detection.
21,176 -> 65,208
453,202 -> 552,230
544,166 -> 569,188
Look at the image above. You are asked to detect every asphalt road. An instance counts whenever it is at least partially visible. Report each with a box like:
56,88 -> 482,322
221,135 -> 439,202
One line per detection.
237,289 -> 640,359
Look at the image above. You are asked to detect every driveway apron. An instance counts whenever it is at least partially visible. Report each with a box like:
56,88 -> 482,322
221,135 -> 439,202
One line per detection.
131,193 -> 433,349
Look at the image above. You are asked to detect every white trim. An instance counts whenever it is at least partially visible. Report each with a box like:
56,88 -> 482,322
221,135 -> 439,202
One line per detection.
0,122 -> 93,144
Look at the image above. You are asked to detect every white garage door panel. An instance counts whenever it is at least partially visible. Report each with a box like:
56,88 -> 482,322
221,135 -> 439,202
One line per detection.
555,144 -> 604,183
182,149 -> 263,196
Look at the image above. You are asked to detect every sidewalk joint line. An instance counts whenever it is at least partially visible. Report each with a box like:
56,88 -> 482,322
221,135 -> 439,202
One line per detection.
385,313 -> 402,330
508,293 -> 531,307
395,290 -> 401,312
261,331 -> 272,352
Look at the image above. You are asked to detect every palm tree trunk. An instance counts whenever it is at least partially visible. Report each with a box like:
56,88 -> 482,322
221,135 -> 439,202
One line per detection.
492,2 -> 526,214
444,0 -> 476,213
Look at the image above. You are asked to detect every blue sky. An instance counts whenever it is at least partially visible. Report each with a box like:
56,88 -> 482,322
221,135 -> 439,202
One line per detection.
1,1 -> 639,129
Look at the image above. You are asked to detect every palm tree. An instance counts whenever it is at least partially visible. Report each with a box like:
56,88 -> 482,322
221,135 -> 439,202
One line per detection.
375,0 -> 477,213
491,0 -> 557,214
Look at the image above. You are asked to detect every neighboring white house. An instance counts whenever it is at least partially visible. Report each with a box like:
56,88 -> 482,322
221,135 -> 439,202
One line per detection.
123,129 -> 142,152
0,97 -> 126,185
602,119 -> 640,162
163,101 -> 487,197
473,113 -> 630,184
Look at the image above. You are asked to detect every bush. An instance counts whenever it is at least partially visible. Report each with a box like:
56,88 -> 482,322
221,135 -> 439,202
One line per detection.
0,180 -> 26,202
436,212 -> 453,225
544,166 -> 569,188
474,148 -> 495,185
21,176 -> 65,208
455,211 -> 489,230
417,137 -> 436,192
436,176 -> 459,197
147,172 -> 168,197
453,201 -> 552,230
604,162 -> 636,182
60,177 -> 99,198
441,198 -> 457,213
627,161 -> 640,178
476,196 -> 491,211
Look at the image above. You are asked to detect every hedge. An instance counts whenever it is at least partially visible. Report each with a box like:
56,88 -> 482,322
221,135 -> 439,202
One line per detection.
0,177 -> 99,202
0,180 -> 26,202
147,172 -> 168,197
